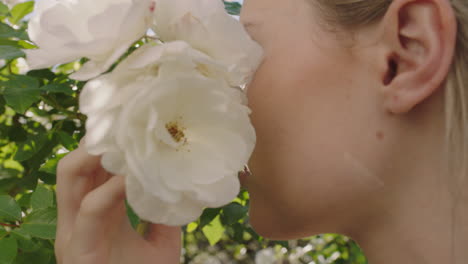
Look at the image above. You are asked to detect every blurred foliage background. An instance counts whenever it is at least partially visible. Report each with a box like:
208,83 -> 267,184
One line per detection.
0,0 -> 368,263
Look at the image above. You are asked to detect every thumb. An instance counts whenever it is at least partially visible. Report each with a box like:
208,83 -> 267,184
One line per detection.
70,175 -> 127,253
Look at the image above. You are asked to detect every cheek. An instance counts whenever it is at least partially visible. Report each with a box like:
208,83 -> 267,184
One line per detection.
245,46 -> 385,239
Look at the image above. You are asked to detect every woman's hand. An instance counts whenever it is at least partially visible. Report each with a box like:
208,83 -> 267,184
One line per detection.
54,137 -> 181,264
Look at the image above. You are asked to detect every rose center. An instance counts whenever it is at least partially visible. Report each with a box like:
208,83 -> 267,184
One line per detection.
165,121 -> 186,143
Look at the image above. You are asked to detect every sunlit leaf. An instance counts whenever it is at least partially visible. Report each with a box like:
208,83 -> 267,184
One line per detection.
0,2 -> 9,16
202,215 -> 225,245
2,75 -> 41,114
9,1 -> 34,25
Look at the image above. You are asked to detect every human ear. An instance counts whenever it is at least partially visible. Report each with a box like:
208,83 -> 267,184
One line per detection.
379,0 -> 457,114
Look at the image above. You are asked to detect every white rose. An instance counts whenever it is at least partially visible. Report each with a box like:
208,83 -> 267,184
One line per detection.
25,0 -> 154,80
79,41 -> 243,155
80,42 -> 255,225
120,75 -> 254,225
153,0 -> 264,86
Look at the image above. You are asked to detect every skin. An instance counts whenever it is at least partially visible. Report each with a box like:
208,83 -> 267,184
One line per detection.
55,0 -> 467,263
54,137 -> 181,264
241,0 -> 467,263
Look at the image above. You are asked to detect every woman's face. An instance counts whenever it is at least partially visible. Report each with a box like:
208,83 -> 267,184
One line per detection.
240,0 -> 392,240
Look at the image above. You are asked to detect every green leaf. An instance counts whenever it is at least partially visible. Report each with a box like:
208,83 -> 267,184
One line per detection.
16,192 -> 32,210
125,200 -> 140,230
21,207 -> 57,239
0,178 -> 20,196
0,2 -> 9,16
13,133 -> 48,162
31,185 -> 53,210
14,248 -> 54,264
56,131 -> 78,150
0,23 -> 27,40
202,215 -> 225,246
0,237 -> 17,264
35,171 -> 55,185
40,84 -> 74,96
221,202 -> 247,225
0,45 -> 25,60
27,69 -> 56,81
19,170 -> 38,191
10,228 -> 41,252
25,133 -> 59,171
9,1 -> 34,25
224,1 -> 242,15
0,97 -> 5,115
0,167 -> 20,181
0,195 -> 21,222
185,222 -> 198,233
199,207 -> 221,228
0,39 -> 20,47
7,125 -> 28,142
0,23 -> 18,38
231,223 -> 244,242
0,226 -> 7,239
2,75 -> 41,114
246,227 -> 260,241
17,39 -> 35,49
39,153 -> 66,176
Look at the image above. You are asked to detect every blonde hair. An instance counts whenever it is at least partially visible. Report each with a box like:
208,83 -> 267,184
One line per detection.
312,0 -> 468,262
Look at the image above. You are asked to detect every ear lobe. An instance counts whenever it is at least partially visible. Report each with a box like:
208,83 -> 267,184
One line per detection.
380,0 -> 457,114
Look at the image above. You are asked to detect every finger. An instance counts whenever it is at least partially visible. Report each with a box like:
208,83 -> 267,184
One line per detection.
145,223 -> 182,250
56,133 -> 117,231
57,141 -> 102,178
70,175 -> 127,254
56,146 -> 108,238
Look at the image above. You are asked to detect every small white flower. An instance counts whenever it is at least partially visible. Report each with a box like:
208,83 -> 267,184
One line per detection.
255,248 -> 278,264
80,42 -> 255,225
153,0 -> 263,86
79,41 -> 245,155
25,0 -> 154,80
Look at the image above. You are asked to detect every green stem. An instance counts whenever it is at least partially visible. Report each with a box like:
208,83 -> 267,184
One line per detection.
0,222 -> 19,228
40,94 -> 86,122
